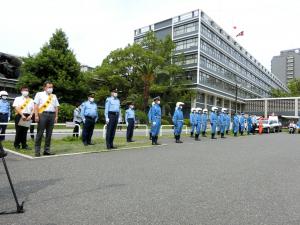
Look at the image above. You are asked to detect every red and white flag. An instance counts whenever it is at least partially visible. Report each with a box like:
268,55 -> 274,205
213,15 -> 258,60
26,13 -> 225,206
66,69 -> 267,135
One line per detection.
236,30 -> 244,37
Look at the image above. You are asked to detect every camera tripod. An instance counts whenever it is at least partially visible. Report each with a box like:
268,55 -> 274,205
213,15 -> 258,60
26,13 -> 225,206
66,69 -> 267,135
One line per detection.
0,142 -> 24,214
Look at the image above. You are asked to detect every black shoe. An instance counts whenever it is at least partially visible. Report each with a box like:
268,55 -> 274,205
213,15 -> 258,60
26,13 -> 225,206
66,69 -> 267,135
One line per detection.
111,146 -> 118,149
88,143 -> 95,145
0,150 -> 7,158
43,152 -> 55,156
35,153 -> 41,157
22,146 -> 32,150
14,145 -> 20,150
190,132 -> 194,137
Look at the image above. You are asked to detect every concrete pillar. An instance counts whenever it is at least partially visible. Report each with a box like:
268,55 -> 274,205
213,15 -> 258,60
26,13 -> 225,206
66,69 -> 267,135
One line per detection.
221,98 -> 225,108
214,96 -> 217,106
264,100 -> 268,118
295,99 -> 298,117
229,100 -> 232,114
204,93 -> 207,109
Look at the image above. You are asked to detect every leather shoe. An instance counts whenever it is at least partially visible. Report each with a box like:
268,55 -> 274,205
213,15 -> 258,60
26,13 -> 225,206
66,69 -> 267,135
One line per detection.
88,143 -> 95,145
43,152 -> 55,156
111,146 -> 118,149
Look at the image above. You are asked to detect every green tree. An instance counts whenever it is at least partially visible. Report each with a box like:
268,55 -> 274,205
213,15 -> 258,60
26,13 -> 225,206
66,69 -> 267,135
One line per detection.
18,29 -> 89,103
271,78 -> 300,97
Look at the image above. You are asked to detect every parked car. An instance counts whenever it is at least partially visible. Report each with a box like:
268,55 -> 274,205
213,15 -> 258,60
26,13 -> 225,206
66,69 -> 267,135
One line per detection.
269,120 -> 282,133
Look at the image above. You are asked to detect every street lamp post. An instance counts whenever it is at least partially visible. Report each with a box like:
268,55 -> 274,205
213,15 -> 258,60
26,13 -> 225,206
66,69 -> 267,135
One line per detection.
235,83 -> 238,114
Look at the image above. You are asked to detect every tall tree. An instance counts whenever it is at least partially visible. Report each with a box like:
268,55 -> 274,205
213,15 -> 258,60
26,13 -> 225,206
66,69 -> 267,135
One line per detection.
18,29 -> 88,103
271,78 -> 300,97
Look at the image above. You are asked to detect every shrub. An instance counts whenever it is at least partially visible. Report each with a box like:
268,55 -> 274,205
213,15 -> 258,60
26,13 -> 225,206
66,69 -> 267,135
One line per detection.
135,110 -> 148,124
161,119 -> 170,125
59,103 -> 75,122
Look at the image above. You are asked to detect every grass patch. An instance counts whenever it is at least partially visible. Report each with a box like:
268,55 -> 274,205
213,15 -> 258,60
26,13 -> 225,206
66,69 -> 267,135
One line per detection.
2,136 -> 154,157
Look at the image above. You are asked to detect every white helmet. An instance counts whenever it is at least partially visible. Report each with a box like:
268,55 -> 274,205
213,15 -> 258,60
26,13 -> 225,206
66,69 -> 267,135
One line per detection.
221,108 -> 227,113
176,102 -> 184,107
211,106 -> 218,111
203,108 -> 208,113
196,107 -> 202,112
191,107 -> 196,112
0,91 -> 8,96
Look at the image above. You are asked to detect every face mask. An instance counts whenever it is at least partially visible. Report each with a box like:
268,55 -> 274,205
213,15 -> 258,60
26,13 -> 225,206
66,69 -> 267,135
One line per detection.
21,91 -> 29,97
130,105 -> 134,109
179,106 -> 182,109
46,88 -> 53,94
2,96 -> 7,100
157,101 -> 160,105
89,97 -> 94,102
113,93 -> 118,97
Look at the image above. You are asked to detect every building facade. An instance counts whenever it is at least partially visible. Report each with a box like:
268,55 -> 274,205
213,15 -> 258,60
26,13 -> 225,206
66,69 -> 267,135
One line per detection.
134,9 -> 288,113
271,48 -> 300,85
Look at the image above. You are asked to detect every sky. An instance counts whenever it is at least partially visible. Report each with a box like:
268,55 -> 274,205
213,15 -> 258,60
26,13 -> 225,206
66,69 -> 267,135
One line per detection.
1,0 -> 300,70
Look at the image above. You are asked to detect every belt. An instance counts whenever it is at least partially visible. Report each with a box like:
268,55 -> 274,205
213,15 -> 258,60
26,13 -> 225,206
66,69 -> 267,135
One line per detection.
155,116 -> 161,118
109,111 -> 119,115
85,116 -> 96,119
43,111 -> 55,114
127,117 -> 134,119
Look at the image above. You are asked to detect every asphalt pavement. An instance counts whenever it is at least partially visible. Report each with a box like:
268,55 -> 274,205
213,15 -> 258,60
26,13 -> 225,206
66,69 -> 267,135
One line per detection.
1,132 -> 300,225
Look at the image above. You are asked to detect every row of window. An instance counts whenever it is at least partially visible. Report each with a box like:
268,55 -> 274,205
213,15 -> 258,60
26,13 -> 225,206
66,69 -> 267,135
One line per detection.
175,38 -> 198,51
173,22 -> 198,36
245,99 -> 298,112
174,54 -> 198,65
199,71 -> 257,99
201,24 -> 284,90
200,40 -> 271,92
200,56 -> 269,97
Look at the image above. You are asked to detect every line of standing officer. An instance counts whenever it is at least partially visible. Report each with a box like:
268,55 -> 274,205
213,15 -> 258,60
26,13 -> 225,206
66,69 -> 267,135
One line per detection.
105,88 -> 120,149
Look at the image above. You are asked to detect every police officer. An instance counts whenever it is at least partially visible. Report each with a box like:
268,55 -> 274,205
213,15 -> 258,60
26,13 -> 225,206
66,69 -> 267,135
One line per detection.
105,88 -> 120,149
202,109 -> 208,137
233,113 -> 239,137
125,102 -> 135,142
189,108 -> 197,137
0,91 -> 10,142
81,93 -> 98,146
210,106 -> 218,139
239,112 -> 245,136
195,108 -> 202,141
220,108 -> 227,138
225,109 -> 231,135
148,101 -> 155,140
173,102 -> 184,143
247,114 -> 252,135
217,110 -> 221,136
34,81 -> 59,157
150,96 -> 161,145
13,86 -> 34,150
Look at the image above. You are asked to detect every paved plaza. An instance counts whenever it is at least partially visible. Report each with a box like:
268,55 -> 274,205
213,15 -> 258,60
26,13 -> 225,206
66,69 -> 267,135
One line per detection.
1,133 -> 300,225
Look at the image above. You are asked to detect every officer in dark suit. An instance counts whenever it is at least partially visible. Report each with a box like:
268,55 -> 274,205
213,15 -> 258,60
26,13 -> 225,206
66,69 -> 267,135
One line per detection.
105,88 -> 120,149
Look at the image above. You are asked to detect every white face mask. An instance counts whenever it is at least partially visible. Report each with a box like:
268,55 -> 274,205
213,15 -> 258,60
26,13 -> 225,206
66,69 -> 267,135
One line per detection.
179,106 -> 183,109
89,97 -> 94,102
130,105 -> 134,109
157,101 -> 160,105
21,91 -> 29,97
46,88 -> 53,94
2,96 -> 7,100
113,93 -> 118,97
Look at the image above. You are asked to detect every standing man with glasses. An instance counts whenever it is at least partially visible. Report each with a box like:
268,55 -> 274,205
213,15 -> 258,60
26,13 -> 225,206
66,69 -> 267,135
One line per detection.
34,81 -> 59,157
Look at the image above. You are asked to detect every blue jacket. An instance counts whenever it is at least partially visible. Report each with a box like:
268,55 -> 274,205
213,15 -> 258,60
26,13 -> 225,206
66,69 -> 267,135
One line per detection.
150,104 -> 161,122
173,108 -> 184,124
239,115 -> 245,128
190,113 -> 197,125
210,112 -> 218,124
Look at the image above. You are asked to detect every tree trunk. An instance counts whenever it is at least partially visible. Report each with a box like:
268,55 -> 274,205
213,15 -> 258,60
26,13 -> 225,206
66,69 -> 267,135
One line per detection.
143,81 -> 150,111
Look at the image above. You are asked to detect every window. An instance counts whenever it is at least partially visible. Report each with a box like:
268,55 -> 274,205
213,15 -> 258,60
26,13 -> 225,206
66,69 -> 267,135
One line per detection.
174,22 -> 199,36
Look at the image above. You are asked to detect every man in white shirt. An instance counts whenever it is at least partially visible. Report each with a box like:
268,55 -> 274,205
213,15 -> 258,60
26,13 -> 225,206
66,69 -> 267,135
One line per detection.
34,81 -> 59,157
13,86 -> 34,150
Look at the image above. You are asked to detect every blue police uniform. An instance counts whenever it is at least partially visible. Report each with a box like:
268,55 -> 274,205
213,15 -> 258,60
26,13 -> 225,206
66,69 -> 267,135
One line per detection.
239,114 -> 245,135
201,113 -> 208,136
195,112 -> 202,140
190,112 -> 197,137
0,99 -> 11,141
247,116 -> 252,135
81,100 -> 98,145
225,114 -> 231,134
173,107 -> 184,143
233,114 -> 239,136
148,106 -> 153,139
219,112 -> 227,138
150,103 -> 161,144
125,107 -> 135,142
105,96 -> 120,149
217,113 -> 221,135
210,111 -> 218,139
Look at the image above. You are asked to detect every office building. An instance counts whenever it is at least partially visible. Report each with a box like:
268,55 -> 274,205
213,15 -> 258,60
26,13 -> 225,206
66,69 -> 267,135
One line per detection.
271,48 -> 300,85
134,9 -> 288,112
